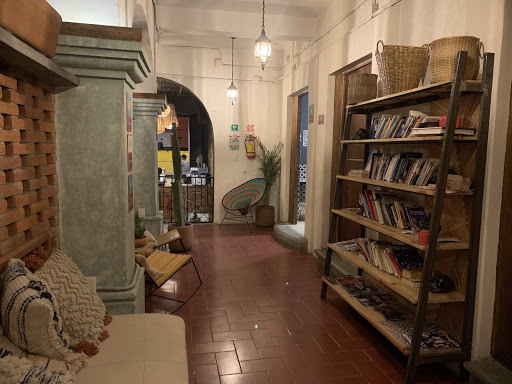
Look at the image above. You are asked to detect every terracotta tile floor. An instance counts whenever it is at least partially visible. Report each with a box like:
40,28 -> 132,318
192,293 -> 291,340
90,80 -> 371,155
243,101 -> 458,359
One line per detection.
145,224 -> 464,384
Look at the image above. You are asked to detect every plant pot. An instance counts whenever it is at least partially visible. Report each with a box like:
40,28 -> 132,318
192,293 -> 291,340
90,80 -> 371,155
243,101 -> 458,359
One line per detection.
168,223 -> 194,252
256,206 -> 275,227
134,236 -> 148,248
0,0 -> 62,58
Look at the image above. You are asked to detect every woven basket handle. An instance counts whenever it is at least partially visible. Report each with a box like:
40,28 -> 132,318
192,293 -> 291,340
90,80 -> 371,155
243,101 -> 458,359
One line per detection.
478,41 -> 485,58
376,40 -> 385,53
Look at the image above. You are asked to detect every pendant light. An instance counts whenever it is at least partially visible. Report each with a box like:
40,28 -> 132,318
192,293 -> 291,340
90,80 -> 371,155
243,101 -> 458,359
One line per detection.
254,0 -> 271,70
227,37 -> 238,105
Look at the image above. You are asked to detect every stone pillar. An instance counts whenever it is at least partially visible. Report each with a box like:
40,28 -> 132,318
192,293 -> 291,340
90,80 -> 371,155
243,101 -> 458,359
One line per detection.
52,24 -> 151,314
133,94 -> 166,235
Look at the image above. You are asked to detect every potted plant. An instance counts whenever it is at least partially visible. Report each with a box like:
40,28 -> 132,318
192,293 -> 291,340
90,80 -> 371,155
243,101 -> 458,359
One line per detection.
255,139 -> 284,226
168,123 -> 194,251
134,214 -> 148,247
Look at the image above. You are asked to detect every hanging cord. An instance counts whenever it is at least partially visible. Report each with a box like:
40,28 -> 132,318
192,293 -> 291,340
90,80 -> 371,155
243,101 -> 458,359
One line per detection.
262,0 -> 265,30
231,37 -> 234,82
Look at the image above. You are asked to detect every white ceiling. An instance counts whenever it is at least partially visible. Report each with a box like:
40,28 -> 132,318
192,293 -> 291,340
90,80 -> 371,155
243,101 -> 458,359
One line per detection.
155,0 -> 333,17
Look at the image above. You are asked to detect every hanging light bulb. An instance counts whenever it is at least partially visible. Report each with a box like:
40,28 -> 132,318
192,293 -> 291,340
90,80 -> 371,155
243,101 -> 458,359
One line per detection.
227,37 -> 238,104
254,0 -> 271,70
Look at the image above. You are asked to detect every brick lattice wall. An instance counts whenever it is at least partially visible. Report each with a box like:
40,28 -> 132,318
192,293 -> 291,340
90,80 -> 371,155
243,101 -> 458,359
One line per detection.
0,69 -> 58,256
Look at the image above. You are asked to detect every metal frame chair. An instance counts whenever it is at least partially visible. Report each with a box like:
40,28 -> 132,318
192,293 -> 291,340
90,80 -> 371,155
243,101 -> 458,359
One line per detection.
219,178 -> 266,233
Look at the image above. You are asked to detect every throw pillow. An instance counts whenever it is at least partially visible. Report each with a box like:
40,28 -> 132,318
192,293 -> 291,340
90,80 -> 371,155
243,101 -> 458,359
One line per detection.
135,253 -> 164,281
0,326 -> 25,358
35,250 -> 106,345
1,259 -> 86,368
0,351 -> 75,384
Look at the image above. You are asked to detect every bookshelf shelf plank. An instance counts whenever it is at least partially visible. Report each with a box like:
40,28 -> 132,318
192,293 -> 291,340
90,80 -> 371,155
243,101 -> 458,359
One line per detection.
337,175 -> 473,196
332,209 -> 470,251
321,277 -> 462,356
326,244 -> 466,304
340,136 -> 477,144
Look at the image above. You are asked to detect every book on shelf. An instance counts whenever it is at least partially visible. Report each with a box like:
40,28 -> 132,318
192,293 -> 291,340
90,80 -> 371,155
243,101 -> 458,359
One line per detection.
390,245 -> 423,281
335,275 -> 387,297
411,127 -> 475,136
348,169 -> 370,178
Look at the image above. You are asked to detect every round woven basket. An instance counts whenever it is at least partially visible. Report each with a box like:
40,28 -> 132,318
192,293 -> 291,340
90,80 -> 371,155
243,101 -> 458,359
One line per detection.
347,74 -> 378,105
375,40 -> 428,96
429,36 -> 483,83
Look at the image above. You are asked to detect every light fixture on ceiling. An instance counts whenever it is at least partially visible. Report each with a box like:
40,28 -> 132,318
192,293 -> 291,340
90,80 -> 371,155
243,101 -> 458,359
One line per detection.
227,37 -> 238,105
254,0 -> 271,70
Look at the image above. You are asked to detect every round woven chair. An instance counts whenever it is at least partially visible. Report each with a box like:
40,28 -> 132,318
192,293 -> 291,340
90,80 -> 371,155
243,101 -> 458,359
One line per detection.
219,178 -> 266,232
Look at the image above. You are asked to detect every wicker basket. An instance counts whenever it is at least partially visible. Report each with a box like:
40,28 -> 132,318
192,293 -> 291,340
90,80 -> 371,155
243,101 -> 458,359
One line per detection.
429,36 -> 483,83
375,40 -> 428,96
347,74 -> 378,105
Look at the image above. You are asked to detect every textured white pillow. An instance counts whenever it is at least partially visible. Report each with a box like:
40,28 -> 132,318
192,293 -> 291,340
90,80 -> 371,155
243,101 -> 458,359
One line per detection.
35,250 -> 106,345
0,352 -> 75,384
1,259 -> 86,368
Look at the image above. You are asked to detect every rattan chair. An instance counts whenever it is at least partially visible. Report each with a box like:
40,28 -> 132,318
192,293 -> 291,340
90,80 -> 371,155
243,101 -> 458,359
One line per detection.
219,178 -> 266,233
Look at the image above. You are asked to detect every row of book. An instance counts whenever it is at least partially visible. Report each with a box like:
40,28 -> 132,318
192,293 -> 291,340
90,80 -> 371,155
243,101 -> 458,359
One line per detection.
370,111 -> 474,139
358,190 -> 427,231
332,239 -> 423,283
365,151 -> 439,186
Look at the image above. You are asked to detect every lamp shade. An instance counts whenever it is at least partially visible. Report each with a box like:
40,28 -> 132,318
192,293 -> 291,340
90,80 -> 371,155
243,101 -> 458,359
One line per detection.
227,82 -> 238,105
254,29 -> 271,70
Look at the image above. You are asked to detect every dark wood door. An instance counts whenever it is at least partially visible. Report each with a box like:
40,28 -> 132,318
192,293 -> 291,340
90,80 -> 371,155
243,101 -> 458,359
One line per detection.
331,63 -> 372,241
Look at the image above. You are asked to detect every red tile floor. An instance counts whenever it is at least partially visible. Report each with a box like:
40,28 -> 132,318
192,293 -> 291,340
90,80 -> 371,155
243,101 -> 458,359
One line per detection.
145,224 -> 464,384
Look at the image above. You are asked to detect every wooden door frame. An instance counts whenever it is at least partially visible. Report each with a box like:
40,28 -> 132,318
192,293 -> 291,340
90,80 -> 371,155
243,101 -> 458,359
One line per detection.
288,91 -> 308,224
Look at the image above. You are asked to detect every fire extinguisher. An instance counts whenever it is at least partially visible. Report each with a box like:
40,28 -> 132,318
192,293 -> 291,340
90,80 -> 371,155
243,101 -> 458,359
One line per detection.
245,135 -> 256,159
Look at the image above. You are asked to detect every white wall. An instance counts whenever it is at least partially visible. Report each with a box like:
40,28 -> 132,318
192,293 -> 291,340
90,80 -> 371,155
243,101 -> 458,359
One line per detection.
156,44 -> 283,224
279,0 -> 511,360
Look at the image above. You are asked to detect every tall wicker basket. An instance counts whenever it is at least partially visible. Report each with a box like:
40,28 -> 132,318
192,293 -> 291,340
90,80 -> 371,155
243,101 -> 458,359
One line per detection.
429,36 -> 482,83
375,40 -> 428,96
347,74 -> 378,105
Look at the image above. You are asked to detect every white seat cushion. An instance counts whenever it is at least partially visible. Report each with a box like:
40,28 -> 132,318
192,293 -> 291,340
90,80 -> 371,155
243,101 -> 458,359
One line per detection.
74,314 -> 188,384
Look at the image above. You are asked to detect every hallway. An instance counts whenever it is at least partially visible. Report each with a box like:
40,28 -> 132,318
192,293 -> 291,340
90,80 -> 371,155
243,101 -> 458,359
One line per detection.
146,225 -> 462,384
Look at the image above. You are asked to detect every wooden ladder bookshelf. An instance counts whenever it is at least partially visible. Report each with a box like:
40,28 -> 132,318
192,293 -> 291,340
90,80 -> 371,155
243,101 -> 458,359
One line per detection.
320,51 -> 494,384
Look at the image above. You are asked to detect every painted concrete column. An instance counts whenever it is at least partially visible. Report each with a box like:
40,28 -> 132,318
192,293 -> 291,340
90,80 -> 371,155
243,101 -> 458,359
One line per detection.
52,25 -> 151,314
133,95 -> 166,235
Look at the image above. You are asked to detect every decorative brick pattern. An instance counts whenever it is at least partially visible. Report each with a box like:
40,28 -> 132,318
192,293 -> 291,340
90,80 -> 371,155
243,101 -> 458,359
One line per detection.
0,70 -> 58,255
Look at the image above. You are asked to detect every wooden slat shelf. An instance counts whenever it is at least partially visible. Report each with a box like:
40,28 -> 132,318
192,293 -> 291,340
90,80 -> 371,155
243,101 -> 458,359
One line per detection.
340,136 -> 478,144
332,208 -> 469,251
346,80 -> 484,113
326,244 -> 465,304
321,277 -> 462,357
337,175 -> 473,196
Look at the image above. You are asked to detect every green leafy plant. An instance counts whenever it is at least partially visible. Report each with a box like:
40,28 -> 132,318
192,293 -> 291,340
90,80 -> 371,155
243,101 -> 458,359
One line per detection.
134,214 -> 146,239
256,138 -> 284,206
170,123 -> 186,227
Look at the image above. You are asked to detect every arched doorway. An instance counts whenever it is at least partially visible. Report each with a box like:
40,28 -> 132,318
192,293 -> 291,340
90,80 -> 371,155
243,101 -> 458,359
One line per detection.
157,77 -> 215,223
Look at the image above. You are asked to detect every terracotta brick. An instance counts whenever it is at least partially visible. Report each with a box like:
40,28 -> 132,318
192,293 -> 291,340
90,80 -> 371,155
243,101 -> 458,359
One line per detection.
0,199 -> 7,214
0,73 -> 17,89
4,116 -> 34,131
49,196 -> 58,206
0,208 -> 25,227
22,154 -> 47,167
6,67 -> 31,82
37,186 -> 57,200
38,206 -> 57,222
8,192 -> 37,208
18,81 -> 44,98
33,98 -> 54,112
25,200 -> 49,215
6,143 -> 35,155
2,89 -> 33,106
0,156 -> 22,171
44,91 -> 54,102
26,220 -> 49,238
0,227 -> 8,242
0,129 -> 21,142
0,233 -> 25,255
33,121 -> 54,132
0,143 -> 5,156
8,215 -> 38,235
36,165 -> 56,177
45,111 -> 55,122
6,168 -> 36,182
0,114 -> 4,127
0,171 -> 5,183
49,216 -> 57,227
0,100 -> 20,115
46,133 -> 56,143
35,80 -> 53,92
23,177 -> 48,191
47,153 -> 57,164
36,143 -> 56,154
48,226 -> 58,238
0,182 -> 23,198
21,130 -> 47,143
47,174 -> 57,184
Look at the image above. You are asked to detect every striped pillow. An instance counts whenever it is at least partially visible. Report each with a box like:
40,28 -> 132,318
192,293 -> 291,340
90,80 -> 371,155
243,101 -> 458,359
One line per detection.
0,259 -> 86,369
